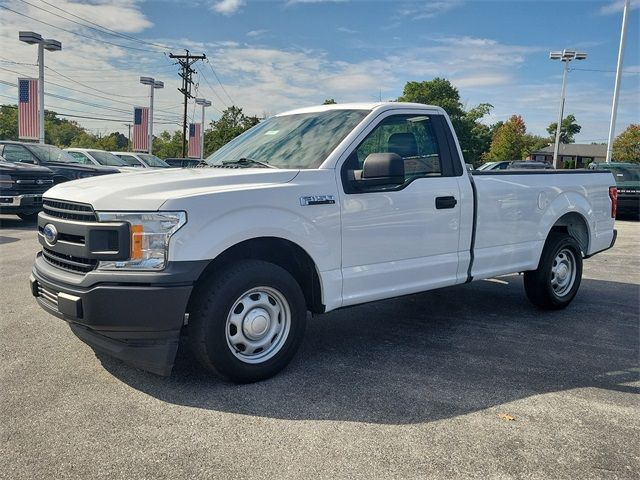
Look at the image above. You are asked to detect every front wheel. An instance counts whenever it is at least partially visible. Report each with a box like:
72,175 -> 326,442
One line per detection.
188,260 -> 307,383
524,232 -> 583,310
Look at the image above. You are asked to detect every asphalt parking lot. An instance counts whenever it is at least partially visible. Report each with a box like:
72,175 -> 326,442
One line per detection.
1,216 -> 638,480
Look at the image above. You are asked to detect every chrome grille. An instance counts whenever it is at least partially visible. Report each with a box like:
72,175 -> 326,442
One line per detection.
42,247 -> 98,273
43,199 -> 97,222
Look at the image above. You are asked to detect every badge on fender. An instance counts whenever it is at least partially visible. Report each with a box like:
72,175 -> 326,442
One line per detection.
299,195 -> 336,206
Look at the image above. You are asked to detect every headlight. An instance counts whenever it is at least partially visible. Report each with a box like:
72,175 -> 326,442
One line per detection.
0,174 -> 14,186
95,211 -> 187,271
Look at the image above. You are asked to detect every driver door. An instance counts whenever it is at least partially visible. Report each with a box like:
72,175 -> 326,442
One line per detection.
338,110 -> 463,306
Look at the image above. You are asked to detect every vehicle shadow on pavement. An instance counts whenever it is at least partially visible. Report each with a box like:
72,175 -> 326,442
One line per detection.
97,276 -> 639,425
0,216 -> 38,231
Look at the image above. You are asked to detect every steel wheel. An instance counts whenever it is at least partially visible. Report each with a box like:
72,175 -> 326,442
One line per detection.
225,286 -> 291,364
550,248 -> 577,297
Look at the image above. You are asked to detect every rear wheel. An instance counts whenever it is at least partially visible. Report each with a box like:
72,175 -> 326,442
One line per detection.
188,260 -> 307,383
524,232 -> 583,309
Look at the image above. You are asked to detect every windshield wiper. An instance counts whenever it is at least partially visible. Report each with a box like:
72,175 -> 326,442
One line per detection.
221,157 -> 277,169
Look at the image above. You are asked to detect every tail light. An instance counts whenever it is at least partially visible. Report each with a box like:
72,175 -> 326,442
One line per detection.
609,186 -> 618,218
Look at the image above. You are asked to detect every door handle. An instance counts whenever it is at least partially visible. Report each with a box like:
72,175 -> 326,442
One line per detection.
435,196 -> 457,209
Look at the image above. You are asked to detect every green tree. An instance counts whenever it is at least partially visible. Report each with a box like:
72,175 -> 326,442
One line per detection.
521,134 -> 549,158
0,105 -> 18,140
203,106 -> 260,156
547,114 -> 581,143
486,115 -> 528,161
323,98 -> 337,105
612,124 -> 640,163
152,130 -> 183,159
397,78 -> 493,165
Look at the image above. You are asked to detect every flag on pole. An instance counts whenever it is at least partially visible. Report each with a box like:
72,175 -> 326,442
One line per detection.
188,123 -> 201,158
18,78 -> 39,140
132,106 -> 149,152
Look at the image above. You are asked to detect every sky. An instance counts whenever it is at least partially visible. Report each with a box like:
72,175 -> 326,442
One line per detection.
0,0 -> 638,144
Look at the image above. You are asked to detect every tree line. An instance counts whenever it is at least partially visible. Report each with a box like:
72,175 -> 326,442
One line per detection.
1,78 -> 638,164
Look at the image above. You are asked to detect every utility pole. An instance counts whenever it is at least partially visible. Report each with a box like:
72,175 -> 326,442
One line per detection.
606,0 -> 630,164
169,50 -> 206,157
123,123 -> 132,150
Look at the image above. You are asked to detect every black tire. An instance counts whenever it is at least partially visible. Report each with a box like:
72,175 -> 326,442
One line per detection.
188,260 -> 307,383
17,212 -> 38,222
524,232 -> 583,310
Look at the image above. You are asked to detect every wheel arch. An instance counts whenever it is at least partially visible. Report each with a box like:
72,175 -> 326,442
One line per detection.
187,236 -> 325,315
547,212 -> 590,257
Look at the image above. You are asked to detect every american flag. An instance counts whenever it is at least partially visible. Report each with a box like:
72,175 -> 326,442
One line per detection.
18,78 -> 38,140
132,106 -> 149,152
188,123 -> 202,158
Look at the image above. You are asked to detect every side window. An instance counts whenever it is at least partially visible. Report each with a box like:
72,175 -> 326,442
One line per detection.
3,145 -> 37,163
342,114 -> 444,194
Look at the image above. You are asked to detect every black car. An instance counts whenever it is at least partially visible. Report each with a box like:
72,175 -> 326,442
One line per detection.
507,161 -> 553,170
589,162 -> 640,217
0,141 -> 119,184
0,155 -> 54,221
164,158 -> 206,168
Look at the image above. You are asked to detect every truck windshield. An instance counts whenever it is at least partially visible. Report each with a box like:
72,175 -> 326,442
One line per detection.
205,109 -> 370,169
29,144 -> 78,163
138,154 -> 170,168
90,151 -> 129,166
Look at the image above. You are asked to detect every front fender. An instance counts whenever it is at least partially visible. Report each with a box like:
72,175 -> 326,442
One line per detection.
169,205 -> 341,274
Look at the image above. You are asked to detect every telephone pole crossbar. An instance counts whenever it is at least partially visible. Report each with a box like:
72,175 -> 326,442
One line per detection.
169,50 -> 206,157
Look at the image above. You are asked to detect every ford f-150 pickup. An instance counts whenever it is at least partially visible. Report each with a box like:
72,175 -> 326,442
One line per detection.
29,103 -> 618,383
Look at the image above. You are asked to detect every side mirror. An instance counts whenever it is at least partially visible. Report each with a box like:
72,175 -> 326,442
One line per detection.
354,153 -> 405,188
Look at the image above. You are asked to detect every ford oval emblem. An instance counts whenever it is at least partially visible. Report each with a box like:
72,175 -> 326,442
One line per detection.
43,223 -> 58,246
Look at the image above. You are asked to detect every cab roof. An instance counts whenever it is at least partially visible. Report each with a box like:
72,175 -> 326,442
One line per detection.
276,102 -> 446,116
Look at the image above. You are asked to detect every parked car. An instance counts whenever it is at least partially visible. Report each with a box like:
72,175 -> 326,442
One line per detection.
64,148 -> 139,173
110,152 -> 170,169
508,161 -> 553,170
0,141 -> 119,184
588,161 -> 640,217
30,102 -> 617,383
476,161 -> 511,171
0,154 -> 53,221
164,158 -> 206,168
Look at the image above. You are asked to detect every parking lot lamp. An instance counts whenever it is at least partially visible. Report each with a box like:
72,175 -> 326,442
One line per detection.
19,32 -> 62,144
140,77 -> 164,155
195,98 -> 211,160
549,49 -> 587,168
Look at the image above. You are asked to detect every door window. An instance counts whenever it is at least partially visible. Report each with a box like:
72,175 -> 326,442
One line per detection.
342,114 -> 443,193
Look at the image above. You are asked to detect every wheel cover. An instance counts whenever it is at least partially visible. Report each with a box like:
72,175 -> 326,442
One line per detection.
550,248 -> 577,297
225,286 -> 291,364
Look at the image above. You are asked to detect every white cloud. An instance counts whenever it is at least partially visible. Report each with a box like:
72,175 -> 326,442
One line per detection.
210,0 -> 245,15
247,29 -> 269,38
400,0 -> 464,20
599,0 -> 639,15
336,26 -> 359,34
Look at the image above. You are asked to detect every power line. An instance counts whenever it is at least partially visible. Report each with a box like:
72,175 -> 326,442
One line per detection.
45,65 -> 149,99
195,65 -> 227,111
33,0 -> 175,51
205,58 -> 236,106
0,103 -> 179,124
571,67 -> 640,74
0,4 -> 160,53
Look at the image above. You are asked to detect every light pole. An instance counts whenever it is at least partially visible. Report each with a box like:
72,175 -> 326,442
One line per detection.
19,31 -> 62,144
549,49 -> 587,168
606,0 -> 630,164
140,77 -> 164,155
195,98 -> 211,160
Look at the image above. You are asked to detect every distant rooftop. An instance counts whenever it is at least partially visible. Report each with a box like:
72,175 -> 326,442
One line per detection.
533,143 -> 607,157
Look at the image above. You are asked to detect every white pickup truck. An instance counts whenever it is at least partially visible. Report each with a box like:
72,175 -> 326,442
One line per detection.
30,102 -> 618,383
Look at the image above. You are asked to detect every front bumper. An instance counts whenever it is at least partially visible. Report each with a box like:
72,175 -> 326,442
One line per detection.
31,254 -> 208,375
0,193 -> 43,213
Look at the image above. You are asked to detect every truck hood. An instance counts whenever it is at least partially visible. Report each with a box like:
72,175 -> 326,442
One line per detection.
0,161 -> 52,175
44,166 -> 300,210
